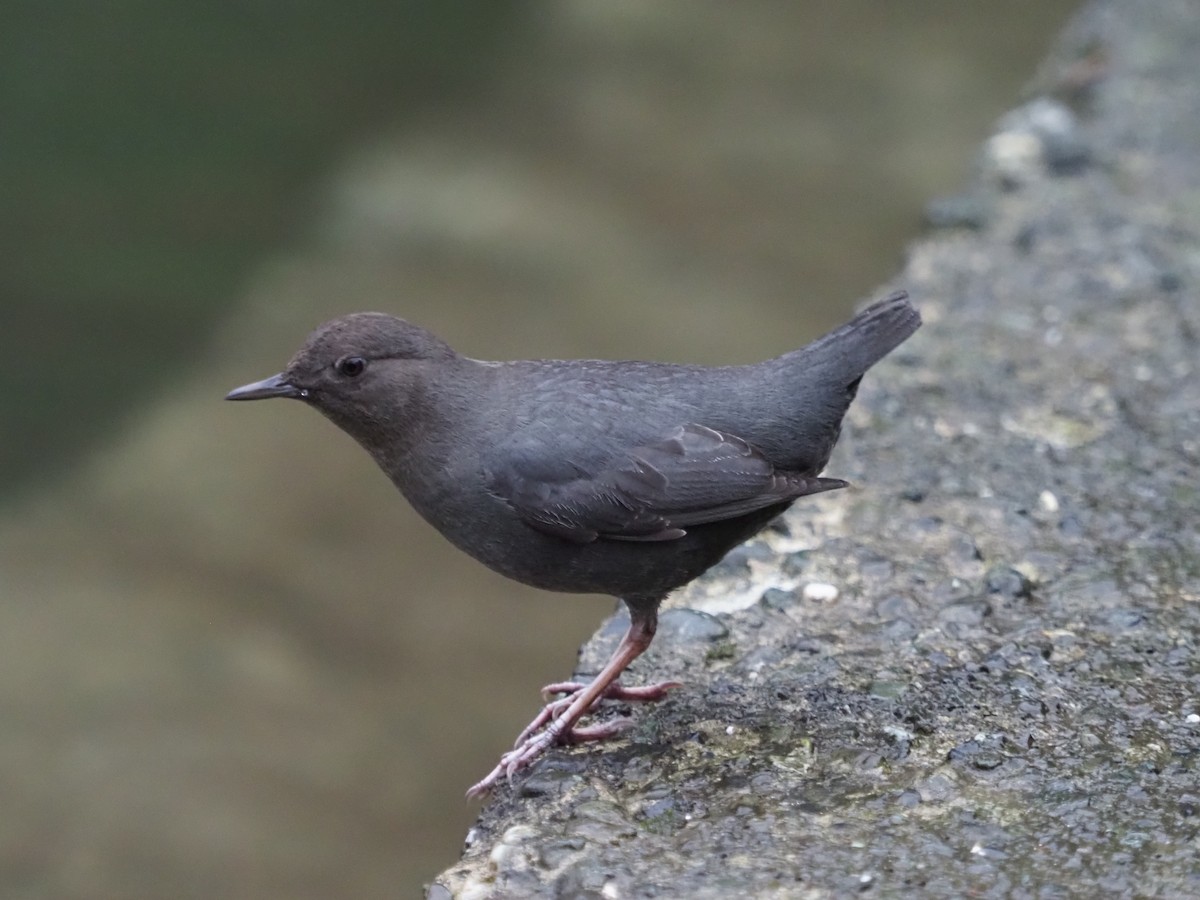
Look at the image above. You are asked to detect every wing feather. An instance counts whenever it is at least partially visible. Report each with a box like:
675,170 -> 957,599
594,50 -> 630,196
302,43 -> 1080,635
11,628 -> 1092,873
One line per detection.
489,423 -> 846,543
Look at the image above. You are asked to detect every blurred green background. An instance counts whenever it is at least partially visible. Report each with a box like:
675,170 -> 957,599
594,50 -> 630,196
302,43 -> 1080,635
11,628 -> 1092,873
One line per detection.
0,2 -> 1074,896
2,1 -> 520,494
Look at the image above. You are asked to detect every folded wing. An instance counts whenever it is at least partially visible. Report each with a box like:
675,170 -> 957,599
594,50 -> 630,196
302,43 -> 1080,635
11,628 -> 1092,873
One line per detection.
489,423 -> 846,544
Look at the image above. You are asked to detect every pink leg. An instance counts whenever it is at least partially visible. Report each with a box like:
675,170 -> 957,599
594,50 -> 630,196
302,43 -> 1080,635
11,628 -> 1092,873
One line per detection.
467,606 -> 677,798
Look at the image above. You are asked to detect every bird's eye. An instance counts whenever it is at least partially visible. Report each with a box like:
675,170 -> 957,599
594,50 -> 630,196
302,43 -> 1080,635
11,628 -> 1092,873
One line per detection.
335,356 -> 367,378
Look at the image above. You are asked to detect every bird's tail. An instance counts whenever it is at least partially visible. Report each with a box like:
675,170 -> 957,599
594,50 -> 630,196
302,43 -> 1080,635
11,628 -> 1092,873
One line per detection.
785,290 -> 921,382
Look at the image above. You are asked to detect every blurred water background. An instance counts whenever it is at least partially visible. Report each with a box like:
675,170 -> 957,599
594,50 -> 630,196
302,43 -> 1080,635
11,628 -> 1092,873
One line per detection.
0,2 -> 1074,896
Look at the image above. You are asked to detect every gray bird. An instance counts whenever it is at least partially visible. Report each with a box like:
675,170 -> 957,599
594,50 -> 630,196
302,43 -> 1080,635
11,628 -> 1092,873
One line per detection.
227,290 -> 920,796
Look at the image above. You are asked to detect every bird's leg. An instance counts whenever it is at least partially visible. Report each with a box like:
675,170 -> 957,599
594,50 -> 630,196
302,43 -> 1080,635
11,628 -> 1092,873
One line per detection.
466,605 -> 677,798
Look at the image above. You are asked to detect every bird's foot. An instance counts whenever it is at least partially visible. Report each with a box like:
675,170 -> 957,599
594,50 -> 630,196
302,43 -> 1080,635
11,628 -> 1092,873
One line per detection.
512,679 -> 682,748
465,678 -> 681,799
540,679 -> 681,704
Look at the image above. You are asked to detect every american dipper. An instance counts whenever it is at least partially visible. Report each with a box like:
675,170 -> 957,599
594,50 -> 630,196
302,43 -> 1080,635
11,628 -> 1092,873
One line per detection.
227,290 -> 920,796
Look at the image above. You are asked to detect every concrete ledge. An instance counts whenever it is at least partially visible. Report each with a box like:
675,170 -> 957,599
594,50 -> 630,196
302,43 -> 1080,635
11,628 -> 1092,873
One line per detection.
431,1 -> 1200,895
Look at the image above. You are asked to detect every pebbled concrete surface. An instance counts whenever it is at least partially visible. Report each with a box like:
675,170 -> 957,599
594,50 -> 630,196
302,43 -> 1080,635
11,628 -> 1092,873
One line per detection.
431,0 -> 1200,896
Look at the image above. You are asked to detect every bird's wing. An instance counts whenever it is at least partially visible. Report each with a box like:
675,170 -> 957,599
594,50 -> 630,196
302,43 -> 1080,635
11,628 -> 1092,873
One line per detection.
488,423 -> 846,544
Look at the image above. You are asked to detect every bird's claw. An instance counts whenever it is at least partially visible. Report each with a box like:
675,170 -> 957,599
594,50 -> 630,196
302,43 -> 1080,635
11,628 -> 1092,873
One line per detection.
465,679 -> 681,799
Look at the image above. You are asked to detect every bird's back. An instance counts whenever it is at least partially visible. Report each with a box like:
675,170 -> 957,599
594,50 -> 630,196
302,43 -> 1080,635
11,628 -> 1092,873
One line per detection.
476,290 -> 920,477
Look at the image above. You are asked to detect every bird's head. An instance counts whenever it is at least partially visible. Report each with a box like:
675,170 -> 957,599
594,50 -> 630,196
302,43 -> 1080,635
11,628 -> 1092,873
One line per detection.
226,312 -> 459,442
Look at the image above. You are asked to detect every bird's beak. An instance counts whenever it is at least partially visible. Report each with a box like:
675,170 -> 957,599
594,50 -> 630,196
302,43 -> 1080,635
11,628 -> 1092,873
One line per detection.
225,372 -> 303,401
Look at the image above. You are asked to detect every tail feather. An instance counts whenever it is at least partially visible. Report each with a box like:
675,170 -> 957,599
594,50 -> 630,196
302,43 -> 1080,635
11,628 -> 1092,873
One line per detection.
788,290 -> 921,383
747,290 -> 919,474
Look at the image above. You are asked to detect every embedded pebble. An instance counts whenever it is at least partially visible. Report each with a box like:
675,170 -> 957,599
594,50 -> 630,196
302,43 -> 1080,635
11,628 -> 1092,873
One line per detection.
985,565 -> 1034,599
568,801 -> 637,843
916,773 -> 958,803
658,608 -> 729,642
759,587 -> 796,610
896,790 -> 921,809
538,838 -> 585,869
985,130 -> 1043,185
802,582 -> 839,602
489,825 -> 538,869
938,599 -> 991,626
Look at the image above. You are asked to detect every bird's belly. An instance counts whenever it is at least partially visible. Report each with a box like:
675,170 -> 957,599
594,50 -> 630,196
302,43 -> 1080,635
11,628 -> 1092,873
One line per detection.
393,460 -> 788,600
432,504 -> 785,602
